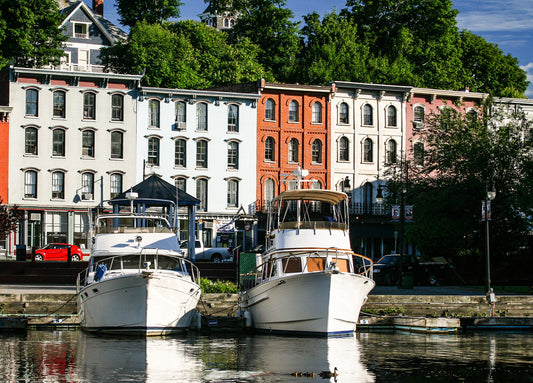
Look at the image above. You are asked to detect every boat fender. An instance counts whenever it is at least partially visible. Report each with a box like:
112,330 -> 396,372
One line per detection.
244,310 -> 253,328
94,264 -> 107,282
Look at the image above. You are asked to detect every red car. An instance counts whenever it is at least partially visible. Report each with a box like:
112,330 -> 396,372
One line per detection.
34,243 -> 84,261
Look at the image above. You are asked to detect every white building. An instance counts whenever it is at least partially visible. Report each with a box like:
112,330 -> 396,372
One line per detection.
137,87 -> 261,248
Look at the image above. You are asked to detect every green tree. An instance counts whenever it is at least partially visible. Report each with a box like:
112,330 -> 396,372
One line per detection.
459,31 -> 529,97
390,100 -> 533,259
116,0 -> 183,27
0,0 -> 67,69
0,198 -> 23,241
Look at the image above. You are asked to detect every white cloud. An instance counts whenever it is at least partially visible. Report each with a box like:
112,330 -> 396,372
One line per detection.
455,0 -> 533,32
520,63 -> 533,98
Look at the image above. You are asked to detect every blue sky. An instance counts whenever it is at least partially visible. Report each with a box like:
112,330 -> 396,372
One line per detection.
90,0 -> 533,97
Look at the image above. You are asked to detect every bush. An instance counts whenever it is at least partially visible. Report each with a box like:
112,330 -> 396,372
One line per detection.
200,278 -> 239,294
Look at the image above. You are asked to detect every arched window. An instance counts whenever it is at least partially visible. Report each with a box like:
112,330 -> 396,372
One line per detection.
338,136 -> 349,162
197,102 -> 208,131
110,173 -> 123,199
312,102 -> 322,123
51,171 -> 64,199
26,89 -> 38,117
53,90 -> 66,118
264,137 -> 275,161
339,102 -> 349,124
24,170 -> 38,198
148,99 -> 160,128
175,177 -> 186,192
83,92 -> 96,120
312,139 -> 322,164
414,106 -> 425,129
228,104 -> 239,132
196,139 -> 208,168
227,179 -> 239,207
386,140 -> 397,164
227,141 -> 239,169
82,130 -> 95,158
52,128 -> 65,157
363,104 -> 373,125
175,101 -> 186,126
288,100 -> 299,122
81,172 -> 95,198
25,127 -> 38,155
387,105 -> 397,127
265,98 -> 275,120
363,138 -> 373,162
414,142 -> 424,166
111,131 -> 123,159
175,138 -> 186,167
196,178 -> 208,211
111,94 -> 124,121
147,137 -> 160,166
288,138 -> 299,163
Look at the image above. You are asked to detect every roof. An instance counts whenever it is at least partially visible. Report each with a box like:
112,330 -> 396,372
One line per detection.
110,174 -> 200,206
274,190 -> 348,205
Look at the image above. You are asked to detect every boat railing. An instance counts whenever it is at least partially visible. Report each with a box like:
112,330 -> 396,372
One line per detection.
278,221 -> 348,231
77,251 -> 200,291
239,249 -> 373,291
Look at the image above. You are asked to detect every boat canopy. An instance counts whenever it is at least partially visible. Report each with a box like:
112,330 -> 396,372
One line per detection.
274,190 -> 348,205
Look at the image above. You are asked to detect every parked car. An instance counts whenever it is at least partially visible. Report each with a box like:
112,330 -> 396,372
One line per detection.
180,239 -> 233,262
33,243 -> 83,262
373,254 -> 453,286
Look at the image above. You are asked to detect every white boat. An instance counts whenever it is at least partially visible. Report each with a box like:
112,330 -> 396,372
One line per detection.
239,189 -> 375,336
77,212 -> 201,336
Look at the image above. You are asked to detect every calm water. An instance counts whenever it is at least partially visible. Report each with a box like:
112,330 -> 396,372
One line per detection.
1,330 -> 532,382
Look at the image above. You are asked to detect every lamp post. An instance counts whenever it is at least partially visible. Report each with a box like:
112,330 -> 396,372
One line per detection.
484,186 -> 496,316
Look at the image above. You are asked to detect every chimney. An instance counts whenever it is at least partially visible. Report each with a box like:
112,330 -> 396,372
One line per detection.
93,0 -> 103,16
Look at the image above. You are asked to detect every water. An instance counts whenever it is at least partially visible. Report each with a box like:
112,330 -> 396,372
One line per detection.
1,330 -> 532,382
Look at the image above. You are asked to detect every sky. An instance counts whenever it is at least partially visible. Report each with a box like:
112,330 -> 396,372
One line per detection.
87,0 -> 533,97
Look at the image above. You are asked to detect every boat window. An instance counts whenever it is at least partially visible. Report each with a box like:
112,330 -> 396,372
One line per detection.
158,256 -> 185,272
307,257 -> 325,272
120,255 -> 140,269
334,259 -> 350,272
282,257 -> 302,273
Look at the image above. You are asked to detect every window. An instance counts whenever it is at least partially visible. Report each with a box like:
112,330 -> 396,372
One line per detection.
339,102 -> 349,124
414,142 -> 424,166
52,171 -> 64,199
414,106 -> 425,129
196,140 -> 208,168
387,105 -> 397,127
82,172 -> 94,198
148,99 -> 160,128
25,127 -> 38,155
227,180 -> 239,207
288,138 -> 299,163
312,139 -> 322,164
265,98 -> 275,120
110,173 -> 122,199
363,104 -> 373,125
196,178 -> 208,211
312,102 -> 322,123
147,137 -> 160,166
264,137 -> 275,162
175,139 -> 186,167
111,131 -> 123,159
82,130 -> 95,158
111,94 -> 124,121
338,136 -> 349,162
176,177 -> 186,192
175,101 -> 186,127
363,138 -> 373,162
83,93 -> 96,120
53,90 -> 66,118
386,140 -> 397,164
24,170 -> 37,198
264,178 -> 274,204
197,103 -> 207,131
52,129 -> 65,157
228,104 -> 239,132
73,23 -> 88,39
227,141 -> 239,169
288,100 -> 299,122
26,89 -> 38,117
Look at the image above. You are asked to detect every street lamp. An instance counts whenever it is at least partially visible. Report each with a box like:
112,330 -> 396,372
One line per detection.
484,186 -> 496,316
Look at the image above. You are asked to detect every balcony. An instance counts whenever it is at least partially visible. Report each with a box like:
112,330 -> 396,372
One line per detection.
349,202 -> 389,216
47,63 -> 106,73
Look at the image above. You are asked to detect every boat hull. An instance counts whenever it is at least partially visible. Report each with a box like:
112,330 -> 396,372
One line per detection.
79,272 -> 200,335
240,271 -> 375,336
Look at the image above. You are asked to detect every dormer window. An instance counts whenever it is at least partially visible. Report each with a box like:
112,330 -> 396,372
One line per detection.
73,23 -> 89,39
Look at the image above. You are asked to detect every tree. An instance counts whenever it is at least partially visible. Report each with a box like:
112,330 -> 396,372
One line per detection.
101,21 -> 268,89
0,0 -> 67,69
116,0 -> 183,27
390,99 -> 533,259
0,198 -> 23,241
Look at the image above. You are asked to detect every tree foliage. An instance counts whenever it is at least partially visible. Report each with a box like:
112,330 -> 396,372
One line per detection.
115,0 -> 183,27
0,199 -> 23,241
0,0 -> 67,69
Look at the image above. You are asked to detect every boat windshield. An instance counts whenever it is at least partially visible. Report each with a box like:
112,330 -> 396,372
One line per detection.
96,215 -> 173,234
272,191 -> 348,231
91,253 -> 187,273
